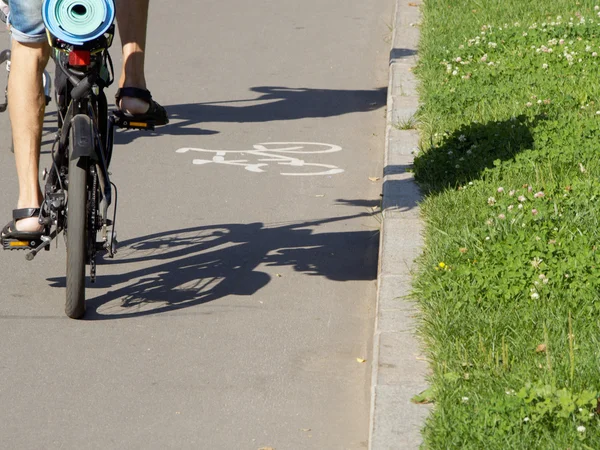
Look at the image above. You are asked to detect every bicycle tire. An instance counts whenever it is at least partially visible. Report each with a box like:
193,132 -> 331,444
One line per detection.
65,119 -> 90,319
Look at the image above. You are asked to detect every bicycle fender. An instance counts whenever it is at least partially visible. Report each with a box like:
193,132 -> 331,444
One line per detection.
70,114 -> 98,161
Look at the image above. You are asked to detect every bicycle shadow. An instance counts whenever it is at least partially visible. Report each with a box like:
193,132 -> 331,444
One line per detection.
113,85 -> 387,144
46,211 -> 379,320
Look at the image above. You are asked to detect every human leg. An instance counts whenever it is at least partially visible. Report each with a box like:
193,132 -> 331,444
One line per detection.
7,40 -> 49,232
115,0 -> 167,124
4,0 -> 48,234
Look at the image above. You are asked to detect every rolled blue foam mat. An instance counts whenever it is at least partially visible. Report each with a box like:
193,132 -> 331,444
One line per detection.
42,0 -> 115,45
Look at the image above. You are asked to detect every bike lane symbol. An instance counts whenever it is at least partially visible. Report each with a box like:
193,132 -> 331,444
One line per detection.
176,142 -> 344,176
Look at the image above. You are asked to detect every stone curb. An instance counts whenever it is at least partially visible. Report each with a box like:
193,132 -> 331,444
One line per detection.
368,1 -> 430,449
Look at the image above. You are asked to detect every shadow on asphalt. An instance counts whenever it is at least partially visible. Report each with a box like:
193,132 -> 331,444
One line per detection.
47,211 -> 380,320
113,85 -> 387,144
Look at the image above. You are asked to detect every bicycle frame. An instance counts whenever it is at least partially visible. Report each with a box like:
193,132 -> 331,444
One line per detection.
27,26 -> 119,274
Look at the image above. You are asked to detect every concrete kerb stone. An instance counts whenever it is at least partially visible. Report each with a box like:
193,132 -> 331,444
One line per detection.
368,0 -> 429,449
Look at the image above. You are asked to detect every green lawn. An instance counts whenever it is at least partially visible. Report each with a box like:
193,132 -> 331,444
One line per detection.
413,1 -> 600,448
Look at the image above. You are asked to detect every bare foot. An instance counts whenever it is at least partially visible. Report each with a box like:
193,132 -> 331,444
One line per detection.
13,217 -> 43,233
119,96 -> 149,115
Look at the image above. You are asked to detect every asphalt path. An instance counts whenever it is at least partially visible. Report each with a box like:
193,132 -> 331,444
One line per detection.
0,1 -> 392,448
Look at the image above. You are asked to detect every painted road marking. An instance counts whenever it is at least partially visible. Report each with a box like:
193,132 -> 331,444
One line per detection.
176,142 -> 344,176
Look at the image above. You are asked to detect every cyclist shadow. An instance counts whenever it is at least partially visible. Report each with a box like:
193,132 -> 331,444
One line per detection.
46,212 -> 379,320
113,85 -> 387,143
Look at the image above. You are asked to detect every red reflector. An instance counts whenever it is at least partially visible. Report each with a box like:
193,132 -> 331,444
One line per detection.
68,50 -> 91,66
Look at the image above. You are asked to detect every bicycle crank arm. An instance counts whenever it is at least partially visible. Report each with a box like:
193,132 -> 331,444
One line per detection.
25,232 -> 56,261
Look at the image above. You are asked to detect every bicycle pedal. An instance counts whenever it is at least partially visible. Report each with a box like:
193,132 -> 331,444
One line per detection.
1,238 -> 42,251
111,113 -> 155,131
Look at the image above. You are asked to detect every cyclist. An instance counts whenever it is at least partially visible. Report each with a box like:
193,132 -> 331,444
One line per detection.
1,0 -> 168,242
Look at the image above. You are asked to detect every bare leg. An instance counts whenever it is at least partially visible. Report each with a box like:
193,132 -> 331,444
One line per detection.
115,0 -> 150,115
8,40 -> 50,232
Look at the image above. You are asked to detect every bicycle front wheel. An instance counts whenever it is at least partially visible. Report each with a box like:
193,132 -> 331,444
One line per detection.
65,118 -> 91,319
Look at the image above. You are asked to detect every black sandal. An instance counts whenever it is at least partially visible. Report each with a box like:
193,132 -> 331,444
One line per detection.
114,87 -> 169,126
1,208 -> 43,248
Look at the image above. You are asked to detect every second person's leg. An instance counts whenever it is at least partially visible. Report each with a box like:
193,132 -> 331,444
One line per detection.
115,0 -> 167,124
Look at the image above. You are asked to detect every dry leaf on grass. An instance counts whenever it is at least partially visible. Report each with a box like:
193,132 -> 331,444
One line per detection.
535,344 -> 547,353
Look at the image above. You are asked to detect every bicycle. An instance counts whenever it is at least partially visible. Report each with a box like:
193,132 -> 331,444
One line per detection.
0,0 -> 155,319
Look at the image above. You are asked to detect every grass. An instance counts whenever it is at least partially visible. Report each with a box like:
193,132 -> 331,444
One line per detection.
395,115 -> 418,130
412,1 -> 600,448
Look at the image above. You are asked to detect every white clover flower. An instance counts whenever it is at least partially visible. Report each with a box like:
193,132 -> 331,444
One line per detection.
531,257 -> 543,268
497,187 -> 504,193
526,102 -> 533,107
488,42 -> 497,48
542,63 -> 548,69
534,191 -> 545,198
518,204 -> 524,210
594,52 -> 598,57
455,57 -> 462,62
498,214 -> 506,220
461,397 -> 469,403
523,417 -> 530,423
509,190 -> 515,196
488,197 -> 497,205
458,134 -> 467,142
518,195 -> 527,202
531,292 -> 540,300
508,205 -> 514,211
577,426 -> 586,433
452,70 -> 458,76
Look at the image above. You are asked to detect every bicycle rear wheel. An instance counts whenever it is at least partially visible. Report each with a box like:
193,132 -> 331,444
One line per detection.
65,117 -> 91,319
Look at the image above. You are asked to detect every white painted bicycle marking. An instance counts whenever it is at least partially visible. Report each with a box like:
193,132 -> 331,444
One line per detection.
176,142 -> 344,176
